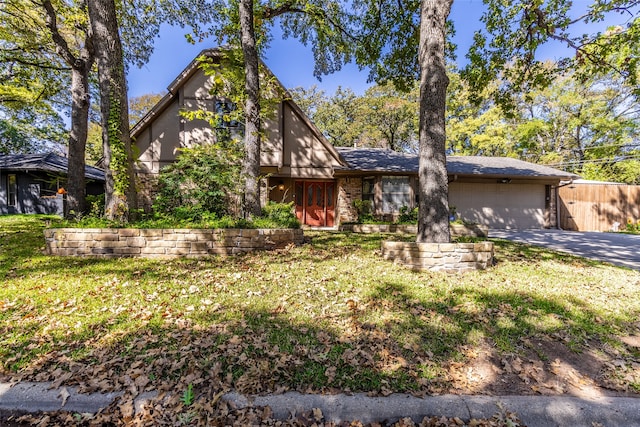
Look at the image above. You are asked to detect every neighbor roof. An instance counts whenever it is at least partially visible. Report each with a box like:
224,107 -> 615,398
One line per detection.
335,147 -> 578,180
0,153 -> 105,181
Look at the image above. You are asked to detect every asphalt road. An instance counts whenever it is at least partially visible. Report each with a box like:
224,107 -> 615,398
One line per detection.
490,229 -> 640,270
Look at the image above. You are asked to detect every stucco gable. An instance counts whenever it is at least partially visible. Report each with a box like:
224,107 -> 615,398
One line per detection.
131,48 -> 346,177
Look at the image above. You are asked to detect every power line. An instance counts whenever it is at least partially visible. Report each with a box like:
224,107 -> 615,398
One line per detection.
544,154 -> 640,168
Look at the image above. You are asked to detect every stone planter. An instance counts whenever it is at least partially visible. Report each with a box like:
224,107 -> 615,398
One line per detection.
381,241 -> 494,273
340,223 -> 489,238
44,228 -> 304,259
340,224 -> 417,234
449,223 -> 489,238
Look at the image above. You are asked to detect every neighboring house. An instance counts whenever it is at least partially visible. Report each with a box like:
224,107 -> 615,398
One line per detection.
131,48 -> 577,229
0,153 -> 105,215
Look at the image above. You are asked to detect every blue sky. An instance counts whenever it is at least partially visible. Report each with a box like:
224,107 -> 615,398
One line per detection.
126,0 -> 487,98
125,0 -> 622,99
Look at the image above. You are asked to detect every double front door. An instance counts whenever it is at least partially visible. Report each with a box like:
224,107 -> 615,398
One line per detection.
295,181 -> 335,227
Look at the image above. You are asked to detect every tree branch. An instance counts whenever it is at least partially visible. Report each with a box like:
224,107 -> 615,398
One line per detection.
262,2 -> 360,43
39,0 -> 79,66
2,55 -> 70,71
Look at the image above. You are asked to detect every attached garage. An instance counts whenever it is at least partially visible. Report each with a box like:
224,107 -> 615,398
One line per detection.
335,148 -> 577,230
449,182 -> 547,229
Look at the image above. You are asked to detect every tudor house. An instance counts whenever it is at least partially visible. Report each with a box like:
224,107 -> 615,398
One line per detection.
131,48 -> 577,230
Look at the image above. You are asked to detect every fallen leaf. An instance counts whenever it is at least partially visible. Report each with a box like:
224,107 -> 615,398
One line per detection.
58,387 -> 70,407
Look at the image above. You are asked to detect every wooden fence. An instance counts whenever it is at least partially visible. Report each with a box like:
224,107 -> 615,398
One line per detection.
558,182 -> 640,231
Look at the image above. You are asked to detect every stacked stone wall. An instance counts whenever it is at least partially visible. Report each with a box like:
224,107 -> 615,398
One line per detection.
340,223 -> 489,238
381,241 -> 494,273
44,228 -> 304,259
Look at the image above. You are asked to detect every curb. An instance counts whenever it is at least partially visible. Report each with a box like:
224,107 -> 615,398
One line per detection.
2,381 -> 640,427
225,391 -> 640,427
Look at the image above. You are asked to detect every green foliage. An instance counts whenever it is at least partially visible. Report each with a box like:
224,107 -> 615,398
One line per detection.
180,48 -> 285,144
152,143 -> 243,221
0,107 -> 67,154
107,90 -> 129,198
624,218 -> 640,234
128,93 -> 165,127
180,384 -> 194,406
291,83 -> 419,152
85,194 -> 105,218
397,206 -> 418,224
352,199 -> 375,223
258,202 -> 300,229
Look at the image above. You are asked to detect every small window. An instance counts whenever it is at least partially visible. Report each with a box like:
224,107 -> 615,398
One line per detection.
381,176 -> 410,213
362,177 -> 375,203
307,185 -> 314,207
327,184 -> 334,207
7,174 -> 17,207
214,100 -> 240,129
316,185 -> 324,206
295,182 -> 303,208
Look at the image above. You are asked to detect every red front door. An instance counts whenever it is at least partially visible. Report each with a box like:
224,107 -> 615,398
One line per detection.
295,181 -> 335,227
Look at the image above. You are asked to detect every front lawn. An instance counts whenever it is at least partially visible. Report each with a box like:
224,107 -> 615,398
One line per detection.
1,215 -> 639,424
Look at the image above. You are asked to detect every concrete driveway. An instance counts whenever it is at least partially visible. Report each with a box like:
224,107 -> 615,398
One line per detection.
490,229 -> 640,271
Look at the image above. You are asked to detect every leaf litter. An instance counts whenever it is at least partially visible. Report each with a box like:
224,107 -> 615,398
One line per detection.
1,226 -> 640,425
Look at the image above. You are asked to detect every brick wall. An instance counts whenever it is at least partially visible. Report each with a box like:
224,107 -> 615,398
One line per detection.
44,228 -> 304,259
136,172 -> 158,213
337,177 -> 362,224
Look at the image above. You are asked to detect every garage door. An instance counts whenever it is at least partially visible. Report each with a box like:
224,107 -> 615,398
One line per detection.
449,182 -> 546,229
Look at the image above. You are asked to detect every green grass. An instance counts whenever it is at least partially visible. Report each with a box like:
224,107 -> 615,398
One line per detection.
1,215 -> 639,397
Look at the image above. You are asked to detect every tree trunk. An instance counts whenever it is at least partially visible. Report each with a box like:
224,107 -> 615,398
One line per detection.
65,64 -> 91,217
41,0 -> 94,219
239,0 -> 262,218
87,0 -> 137,222
416,0 -> 453,243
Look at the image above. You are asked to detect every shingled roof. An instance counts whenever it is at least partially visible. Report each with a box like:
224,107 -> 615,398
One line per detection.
0,153 -> 105,181
335,147 -> 578,180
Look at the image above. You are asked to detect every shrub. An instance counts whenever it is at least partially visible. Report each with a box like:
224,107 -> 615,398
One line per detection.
85,194 -> 105,217
352,199 -> 375,223
257,201 -> 300,229
152,144 -> 243,220
398,206 -> 418,223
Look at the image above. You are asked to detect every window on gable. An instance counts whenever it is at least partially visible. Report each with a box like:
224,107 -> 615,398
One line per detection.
214,100 -> 240,129
213,99 -> 244,144
381,176 -> 410,213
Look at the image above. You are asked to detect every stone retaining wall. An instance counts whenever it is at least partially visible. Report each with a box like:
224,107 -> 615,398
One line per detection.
44,228 -> 305,259
341,223 -> 489,238
381,241 -> 494,273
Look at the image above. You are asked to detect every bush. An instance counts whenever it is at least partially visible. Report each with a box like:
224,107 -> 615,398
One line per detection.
398,206 -> 418,224
352,199 -> 375,223
257,201 -> 300,229
85,194 -> 105,217
625,218 -> 640,233
152,144 -> 243,220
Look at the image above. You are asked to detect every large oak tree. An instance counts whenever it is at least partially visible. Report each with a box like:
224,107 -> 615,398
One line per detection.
354,0 -> 639,242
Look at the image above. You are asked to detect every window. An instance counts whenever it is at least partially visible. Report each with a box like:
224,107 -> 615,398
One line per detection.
381,176 -> 410,213
7,174 -> 17,207
213,99 -> 244,143
362,177 -> 375,204
214,100 -> 240,129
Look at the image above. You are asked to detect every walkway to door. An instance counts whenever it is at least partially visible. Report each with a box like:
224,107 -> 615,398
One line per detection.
491,229 -> 640,270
